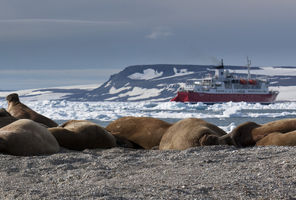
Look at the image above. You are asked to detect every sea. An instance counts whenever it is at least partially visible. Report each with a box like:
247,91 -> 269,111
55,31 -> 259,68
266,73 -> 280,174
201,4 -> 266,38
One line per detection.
1,100 -> 295,133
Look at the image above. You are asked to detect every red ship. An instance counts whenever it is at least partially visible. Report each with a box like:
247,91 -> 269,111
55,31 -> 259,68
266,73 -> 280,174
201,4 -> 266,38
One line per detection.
170,58 -> 279,104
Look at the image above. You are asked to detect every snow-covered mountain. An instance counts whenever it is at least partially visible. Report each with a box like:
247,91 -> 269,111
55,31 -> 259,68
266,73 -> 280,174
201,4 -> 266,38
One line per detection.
1,64 -> 296,102
68,64 -> 213,102
66,64 -> 296,102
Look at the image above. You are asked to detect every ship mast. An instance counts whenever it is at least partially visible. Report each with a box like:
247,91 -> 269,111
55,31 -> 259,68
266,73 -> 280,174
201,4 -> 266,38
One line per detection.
247,56 -> 251,80
215,59 -> 224,69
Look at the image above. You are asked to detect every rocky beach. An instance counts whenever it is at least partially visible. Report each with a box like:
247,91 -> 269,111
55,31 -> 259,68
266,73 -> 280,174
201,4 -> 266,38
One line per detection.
0,145 -> 295,199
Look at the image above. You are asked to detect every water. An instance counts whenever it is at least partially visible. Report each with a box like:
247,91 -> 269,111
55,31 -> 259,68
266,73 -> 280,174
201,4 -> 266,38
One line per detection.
24,100 -> 294,133
1,100 -> 295,131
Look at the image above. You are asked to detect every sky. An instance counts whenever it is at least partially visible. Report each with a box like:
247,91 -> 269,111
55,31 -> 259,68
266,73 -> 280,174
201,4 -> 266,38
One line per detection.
1,0 -> 296,90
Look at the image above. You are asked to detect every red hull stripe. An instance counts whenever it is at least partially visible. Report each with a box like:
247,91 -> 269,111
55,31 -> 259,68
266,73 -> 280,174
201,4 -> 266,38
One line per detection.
170,91 -> 278,103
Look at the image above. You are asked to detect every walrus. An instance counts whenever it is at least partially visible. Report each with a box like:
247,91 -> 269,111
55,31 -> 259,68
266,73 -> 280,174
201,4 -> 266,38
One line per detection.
112,135 -> 144,149
212,118 -> 296,147
49,120 -> 116,151
0,108 -> 17,128
6,93 -> 58,128
252,118 -> 296,137
159,118 -> 227,150
105,116 -> 172,149
0,119 -> 59,156
227,121 -> 261,147
199,133 -> 234,146
0,108 -> 12,117
256,130 -> 296,146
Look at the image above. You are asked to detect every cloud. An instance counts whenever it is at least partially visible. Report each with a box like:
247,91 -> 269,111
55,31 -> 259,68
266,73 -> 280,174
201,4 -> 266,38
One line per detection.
0,18 -> 132,41
0,68 -> 120,76
146,27 -> 173,40
0,18 -> 130,26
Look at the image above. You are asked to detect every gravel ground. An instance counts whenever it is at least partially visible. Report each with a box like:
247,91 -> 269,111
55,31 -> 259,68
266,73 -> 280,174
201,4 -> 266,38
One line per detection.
0,146 -> 296,199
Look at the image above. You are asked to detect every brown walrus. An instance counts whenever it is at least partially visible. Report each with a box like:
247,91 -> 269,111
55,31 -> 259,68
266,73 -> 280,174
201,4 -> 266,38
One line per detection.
199,133 -> 234,146
0,119 -> 59,156
159,118 -> 227,150
226,121 -> 261,147
211,118 -> 296,147
6,93 -> 58,128
48,120 -> 116,151
105,116 -> 172,149
256,130 -> 296,146
0,108 -> 17,128
112,134 -> 144,149
6,93 -> 58,127
252,118 -> 296,137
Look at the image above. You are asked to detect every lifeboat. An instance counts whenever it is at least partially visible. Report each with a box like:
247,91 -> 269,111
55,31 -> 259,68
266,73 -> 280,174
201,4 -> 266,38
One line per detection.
248,79 -> 257,85
239,79 -> 247,85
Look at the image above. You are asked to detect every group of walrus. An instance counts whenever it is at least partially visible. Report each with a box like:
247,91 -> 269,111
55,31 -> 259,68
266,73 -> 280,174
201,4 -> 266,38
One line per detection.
1,93 -> 296,156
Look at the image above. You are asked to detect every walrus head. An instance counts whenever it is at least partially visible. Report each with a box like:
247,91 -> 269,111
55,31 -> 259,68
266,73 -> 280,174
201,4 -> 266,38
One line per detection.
199,134 -> 219,146
200,134 -> 235,146
6,93 -> 20,103
230,121 -> 260,147
113,135 -> 144,149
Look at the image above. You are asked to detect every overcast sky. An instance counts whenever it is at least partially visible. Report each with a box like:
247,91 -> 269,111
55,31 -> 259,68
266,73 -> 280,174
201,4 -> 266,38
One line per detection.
1,0 -> 296,90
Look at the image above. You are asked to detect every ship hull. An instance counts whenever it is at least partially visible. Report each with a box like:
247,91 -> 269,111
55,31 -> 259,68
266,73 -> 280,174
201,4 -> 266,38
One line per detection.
170,91 -> 279,103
